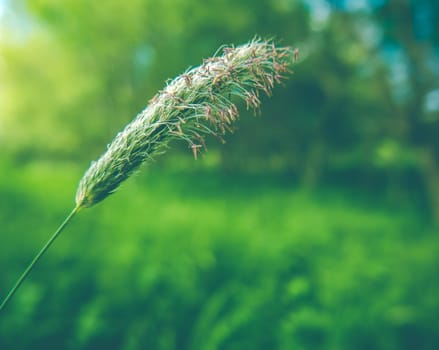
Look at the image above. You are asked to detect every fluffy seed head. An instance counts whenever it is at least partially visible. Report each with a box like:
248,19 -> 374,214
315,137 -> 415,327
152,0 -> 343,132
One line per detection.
75,39 -> 295,208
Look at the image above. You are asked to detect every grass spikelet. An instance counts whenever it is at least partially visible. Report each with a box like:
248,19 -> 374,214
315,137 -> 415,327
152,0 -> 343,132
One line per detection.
0,38 -> 296,312
75,38 -> 294,208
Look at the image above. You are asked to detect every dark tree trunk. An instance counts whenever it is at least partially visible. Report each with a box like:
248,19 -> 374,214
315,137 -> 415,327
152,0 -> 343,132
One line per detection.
420,148 -> 439,224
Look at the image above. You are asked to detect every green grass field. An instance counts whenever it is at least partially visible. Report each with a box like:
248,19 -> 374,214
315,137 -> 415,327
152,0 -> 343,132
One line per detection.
1,158 -> 438,349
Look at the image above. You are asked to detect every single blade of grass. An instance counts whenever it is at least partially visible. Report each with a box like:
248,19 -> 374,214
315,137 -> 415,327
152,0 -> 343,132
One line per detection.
0,38 -> 295,312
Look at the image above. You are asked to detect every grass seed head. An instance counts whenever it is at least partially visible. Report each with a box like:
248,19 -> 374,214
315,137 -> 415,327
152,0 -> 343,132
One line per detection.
75,39 -> 295,208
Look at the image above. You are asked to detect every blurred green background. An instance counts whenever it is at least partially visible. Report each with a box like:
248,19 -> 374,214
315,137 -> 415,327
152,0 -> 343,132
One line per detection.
1,0 -> 439,349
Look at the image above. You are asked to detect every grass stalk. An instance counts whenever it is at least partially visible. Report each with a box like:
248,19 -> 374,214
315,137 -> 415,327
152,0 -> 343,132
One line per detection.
0,207 -> 79,313
0,38 -> 295,312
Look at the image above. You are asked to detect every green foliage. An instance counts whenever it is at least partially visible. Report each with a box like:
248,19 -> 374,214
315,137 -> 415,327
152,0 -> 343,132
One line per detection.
0,159 -> 438,349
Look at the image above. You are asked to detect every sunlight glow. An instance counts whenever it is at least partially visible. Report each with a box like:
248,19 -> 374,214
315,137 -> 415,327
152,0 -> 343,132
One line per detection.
0,0 -> 6,19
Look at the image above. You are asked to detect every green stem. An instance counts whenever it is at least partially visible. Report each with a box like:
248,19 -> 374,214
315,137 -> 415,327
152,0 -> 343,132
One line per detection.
0,206 -> 79,313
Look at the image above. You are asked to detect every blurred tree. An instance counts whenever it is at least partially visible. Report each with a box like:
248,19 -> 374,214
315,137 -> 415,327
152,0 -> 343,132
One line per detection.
0,0 -> 438,219
0,0 -> 309,159
371,0 -> 439,221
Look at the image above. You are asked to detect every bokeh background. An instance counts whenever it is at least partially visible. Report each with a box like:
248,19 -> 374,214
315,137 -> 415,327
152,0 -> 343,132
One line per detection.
1,0 -> 439,349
